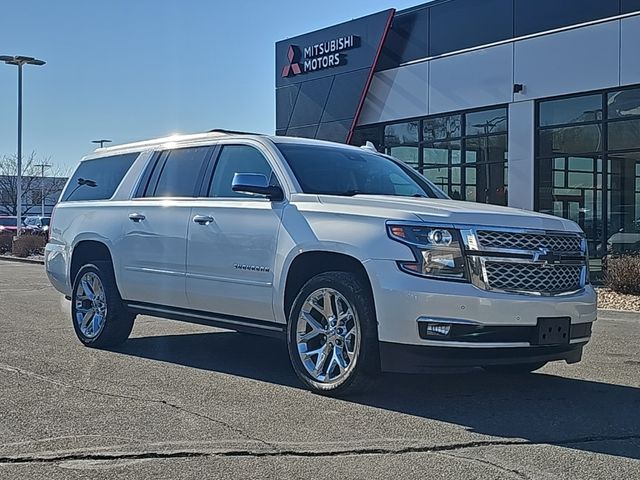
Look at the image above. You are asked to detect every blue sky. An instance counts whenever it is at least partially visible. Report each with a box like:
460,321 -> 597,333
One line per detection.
0,0 -> 421,172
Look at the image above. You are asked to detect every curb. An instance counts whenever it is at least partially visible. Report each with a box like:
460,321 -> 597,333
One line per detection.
0,256 -> 44,266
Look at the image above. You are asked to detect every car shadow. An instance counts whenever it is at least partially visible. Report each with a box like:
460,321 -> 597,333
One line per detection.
113,331 -> 640,461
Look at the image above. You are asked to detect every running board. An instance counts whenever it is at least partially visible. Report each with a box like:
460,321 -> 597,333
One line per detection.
125,302 -> 285,338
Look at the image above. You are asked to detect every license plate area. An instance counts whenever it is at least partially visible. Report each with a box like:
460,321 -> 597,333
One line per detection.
534,317 -> 571,345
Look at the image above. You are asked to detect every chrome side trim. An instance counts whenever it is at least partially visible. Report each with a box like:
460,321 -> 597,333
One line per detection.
124,266 -> 185,277
186,272 -> 272,287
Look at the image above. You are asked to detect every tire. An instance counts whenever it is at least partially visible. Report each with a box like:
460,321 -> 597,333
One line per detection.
483,362 -> 547,374
287,271 -> 379,396
71,262 -> 135,348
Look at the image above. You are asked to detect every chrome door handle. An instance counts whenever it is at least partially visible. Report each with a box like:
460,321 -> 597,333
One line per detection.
128,213 -> 146,222
193,215 -> 214,225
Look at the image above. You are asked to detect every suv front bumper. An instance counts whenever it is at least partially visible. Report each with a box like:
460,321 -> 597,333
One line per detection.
363,259 -> 597,373
379,341 -> 586,373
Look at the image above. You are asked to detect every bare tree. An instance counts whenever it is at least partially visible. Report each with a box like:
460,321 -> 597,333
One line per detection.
0,152 -> 68,216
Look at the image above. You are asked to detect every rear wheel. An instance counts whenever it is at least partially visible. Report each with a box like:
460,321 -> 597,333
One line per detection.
287,271 -> 379,396
71,263 -> 135,348
483,362 -> 547,374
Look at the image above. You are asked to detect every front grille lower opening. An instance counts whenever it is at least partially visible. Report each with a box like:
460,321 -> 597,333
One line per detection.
484,262 -> 582,294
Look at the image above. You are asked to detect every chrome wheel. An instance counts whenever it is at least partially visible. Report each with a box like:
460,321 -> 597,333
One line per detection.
296,288 -> 360,383
74,272 -> 107,339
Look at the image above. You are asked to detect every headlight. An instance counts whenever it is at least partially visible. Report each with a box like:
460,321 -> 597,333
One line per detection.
387,224 -> 467,280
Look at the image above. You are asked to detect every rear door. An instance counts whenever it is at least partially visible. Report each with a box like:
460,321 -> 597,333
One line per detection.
116,146 -> 214,308
185,143 -> 284,322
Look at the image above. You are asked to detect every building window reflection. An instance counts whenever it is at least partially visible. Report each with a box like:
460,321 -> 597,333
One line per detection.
352,105 -> 508,206
536,86 -> 640,279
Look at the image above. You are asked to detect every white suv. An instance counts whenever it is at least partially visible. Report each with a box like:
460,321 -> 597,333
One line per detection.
45,131 -> 597,395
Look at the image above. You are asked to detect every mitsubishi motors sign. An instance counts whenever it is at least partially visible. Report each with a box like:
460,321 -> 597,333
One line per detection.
282,35 -> 360,78
276,9 -> 395,144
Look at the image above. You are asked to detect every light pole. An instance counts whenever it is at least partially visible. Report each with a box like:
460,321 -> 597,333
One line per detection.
34,162 -> 51,216
92,139 -> 112,148
0,55 -> 46,236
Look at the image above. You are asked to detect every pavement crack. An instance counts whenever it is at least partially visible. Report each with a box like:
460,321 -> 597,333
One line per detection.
1,434 -> 639,465
0,362 -> 273,450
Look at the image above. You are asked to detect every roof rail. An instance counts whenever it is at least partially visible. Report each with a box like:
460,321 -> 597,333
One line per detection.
208,129 -> 264,136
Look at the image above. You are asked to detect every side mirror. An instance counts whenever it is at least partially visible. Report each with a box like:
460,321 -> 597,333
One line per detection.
232,173 -> 284,201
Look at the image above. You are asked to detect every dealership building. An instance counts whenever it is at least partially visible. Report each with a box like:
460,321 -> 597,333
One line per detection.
276,0 -> 640,274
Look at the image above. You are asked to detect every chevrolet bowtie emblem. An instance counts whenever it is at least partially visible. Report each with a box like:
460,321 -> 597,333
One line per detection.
534,248 -> 563,265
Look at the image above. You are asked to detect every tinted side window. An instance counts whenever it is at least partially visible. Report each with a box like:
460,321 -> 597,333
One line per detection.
149,147 -> 210,198
208,145 -> 274,198
62,153 -> 138,201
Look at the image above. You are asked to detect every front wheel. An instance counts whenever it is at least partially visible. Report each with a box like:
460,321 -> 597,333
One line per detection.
287,271 -> 379,396
483,362 -> 547,374
71,263 -> 135,348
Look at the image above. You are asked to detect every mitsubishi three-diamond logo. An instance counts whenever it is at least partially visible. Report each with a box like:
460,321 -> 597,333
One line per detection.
282,46 -> 302,77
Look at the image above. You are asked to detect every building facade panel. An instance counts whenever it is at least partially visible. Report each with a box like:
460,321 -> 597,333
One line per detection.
514,0 -> 620,37
514,20 -> 621,102
621,15 -> 640,86
507,101 -> 535,210
429,43 -> 513,115
622,0 -> 640,14
428,0 -> 514,56
358,62 -> 429,125
377,6 -> 429,71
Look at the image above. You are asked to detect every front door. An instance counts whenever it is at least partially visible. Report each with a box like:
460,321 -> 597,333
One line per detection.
186,144 -> 284,321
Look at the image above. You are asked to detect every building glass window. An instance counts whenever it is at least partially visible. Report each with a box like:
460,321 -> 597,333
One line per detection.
423,114 -> 461,141
538,94 -> 603,127
384,121 -> 420,170
352,105 -> 508,205
536,86 -> 640,280
461,108 -> 508,206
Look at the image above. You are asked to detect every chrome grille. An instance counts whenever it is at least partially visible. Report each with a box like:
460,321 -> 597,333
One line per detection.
477,230 -> 582,252
484,263 -> 583,294
464,227 -> 587,295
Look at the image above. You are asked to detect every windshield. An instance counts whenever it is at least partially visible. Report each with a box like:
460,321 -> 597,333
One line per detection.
275,143 -> 447,198
23,217 -> 39,226
0,217 -> 17,227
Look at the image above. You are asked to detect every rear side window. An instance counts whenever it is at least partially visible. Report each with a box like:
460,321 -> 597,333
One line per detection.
140,147 -> 211,198
62,153 -> 138,201
208,145 -> 275,198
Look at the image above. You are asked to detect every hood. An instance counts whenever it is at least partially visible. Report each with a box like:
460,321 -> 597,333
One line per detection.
317,195 -> 581,232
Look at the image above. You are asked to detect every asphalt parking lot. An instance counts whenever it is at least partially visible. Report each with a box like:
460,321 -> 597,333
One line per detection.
0,261 -> 639,479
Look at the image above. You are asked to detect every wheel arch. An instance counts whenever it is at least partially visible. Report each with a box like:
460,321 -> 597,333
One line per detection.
282,250 -> 375,323
70,239 -> 115,286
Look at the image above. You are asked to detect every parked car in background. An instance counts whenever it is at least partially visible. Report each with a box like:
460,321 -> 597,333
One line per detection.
23,216 -> 51,238
0,216 -> 19,236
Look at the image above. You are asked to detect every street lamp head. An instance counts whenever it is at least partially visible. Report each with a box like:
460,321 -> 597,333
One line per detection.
0,55 -> 46,66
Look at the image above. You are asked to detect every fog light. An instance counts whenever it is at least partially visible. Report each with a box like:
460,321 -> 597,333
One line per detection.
425,323 -> 451,337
